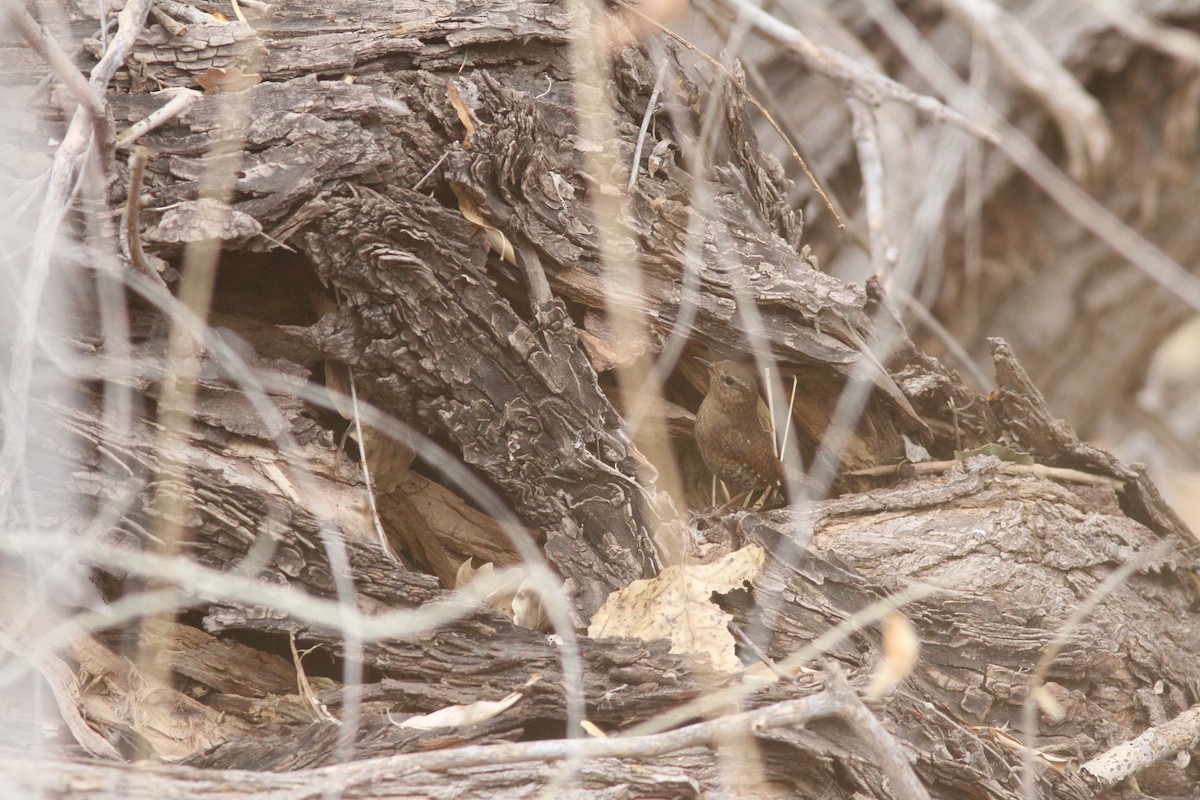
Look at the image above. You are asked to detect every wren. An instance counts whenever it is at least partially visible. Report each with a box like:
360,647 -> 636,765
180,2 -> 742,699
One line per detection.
694,360 -> 787,494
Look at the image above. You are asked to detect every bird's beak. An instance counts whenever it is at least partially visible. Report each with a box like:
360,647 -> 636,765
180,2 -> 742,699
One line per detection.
695,356 -> 714,368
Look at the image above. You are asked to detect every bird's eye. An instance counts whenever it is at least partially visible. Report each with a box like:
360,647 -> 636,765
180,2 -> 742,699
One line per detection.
722,375 -> 736,386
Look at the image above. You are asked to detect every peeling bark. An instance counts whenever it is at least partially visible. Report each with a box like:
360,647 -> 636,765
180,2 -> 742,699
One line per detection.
2,0 -> 1200,798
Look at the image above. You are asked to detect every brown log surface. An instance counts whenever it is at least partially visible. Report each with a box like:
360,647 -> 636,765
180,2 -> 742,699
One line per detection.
2,0 -> 1199,798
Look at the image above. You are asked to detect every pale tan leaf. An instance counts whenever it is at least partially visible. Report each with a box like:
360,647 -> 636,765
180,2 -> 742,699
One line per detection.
580,719 -> 607,738
196,66 -> 261,94
446,81 -> 476,142
453,186 -> 517,265
457,559 -> 547,631
865,611 -> 920,700
511,574 -> 549,632
397,675 -> 540,730
1032,684 -> 1066,721
587,545 -> 765,675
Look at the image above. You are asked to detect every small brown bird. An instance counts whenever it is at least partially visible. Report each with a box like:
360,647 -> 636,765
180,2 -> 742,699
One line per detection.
694,360 -> 787,493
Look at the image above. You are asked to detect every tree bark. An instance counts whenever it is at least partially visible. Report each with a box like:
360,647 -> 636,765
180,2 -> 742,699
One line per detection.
2,1 -> 1199,798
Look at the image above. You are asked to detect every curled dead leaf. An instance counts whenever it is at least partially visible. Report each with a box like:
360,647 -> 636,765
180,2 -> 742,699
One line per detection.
580,719 -> 608,738
587,545 -> 765,675
457,558 -> 549,632
447,80 -> 476,143
865,611 -> 920,701
452,187 -> 517,266
395,675 -> 541,730
196,66 -> 262,94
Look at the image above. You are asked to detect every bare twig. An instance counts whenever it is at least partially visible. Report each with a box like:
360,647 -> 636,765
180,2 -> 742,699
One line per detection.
847,96 -> 894,279
857,0 -> 1200,313
115,88 -> 202,150
739,55 -> 861,245
290,633 -> 341,724
154,0 -> 219,25
891,286 -> 993,389
824,665 -> 932,800
3,1 -> 102,123
1018,540 -> 1172,800
412,151 -> 449,191
148,3 -> 187,37
346,365 -> 400,564
1080,0 -> 1200,68
627,574 -> 957,737
1081,703 -> 1200,786
318,671 -> 863,781
846,458 -> 1126,490
0,584 -> 123,761
937,0 -> 1112,179
711,0 -> 998,144
0,0 -> 152,530
241,663 -> 930,800
120,146 -> 169,290
620,1 -> 845,229
229,0 -> 250,26
628,62 -> 668,192
0,533 -> 531,652
90,0 -> 154,100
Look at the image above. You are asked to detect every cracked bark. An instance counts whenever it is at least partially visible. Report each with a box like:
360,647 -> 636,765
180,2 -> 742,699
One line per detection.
3,0 -> 1200,798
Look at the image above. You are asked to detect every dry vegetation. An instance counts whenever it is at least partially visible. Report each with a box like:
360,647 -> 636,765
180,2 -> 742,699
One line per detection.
2,1 -> 1200,798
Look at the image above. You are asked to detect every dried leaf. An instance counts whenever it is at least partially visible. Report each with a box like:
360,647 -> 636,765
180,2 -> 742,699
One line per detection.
1038,751 -> 1071,773
457,559 -> 548,631
196,66 -> 261,94
580,719 -> 607,738
452,186 -> 517,266
447,81 -> 476,143
396,675 -> 541,730
865,611 -> 920,700
1032,684 -> 1066,721
587,545 -> 765,675
647,138 -> 673,176
902,434 -> 931,463
511,574 -> 548,632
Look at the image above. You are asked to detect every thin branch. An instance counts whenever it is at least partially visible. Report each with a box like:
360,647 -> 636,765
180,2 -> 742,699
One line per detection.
89,0 -> 154,112
148,3 -> 187,37
856,0 -> 1200,313
847,96 -> 893,279
120,145 -> 169,291
3,1 -> 101,121
712,0 -> 998,144
620,1 -> 845,229
845,459 -> 1125,490
891,285 -> 994,390
1080,0 -> 1200,68
1081,703 -> 1200,786
115,88 -> 202,150
823,666 -> 932,800
628,62 -> 668,192
323,674 -> 820,773
937,0 -> 1112,179
739,54 -> 862,246
0,533 -> 527,652
626,574 -> 958,737
347,365 -> 400,564
0,0 -> 152,530
1018,540 -> 1173,800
